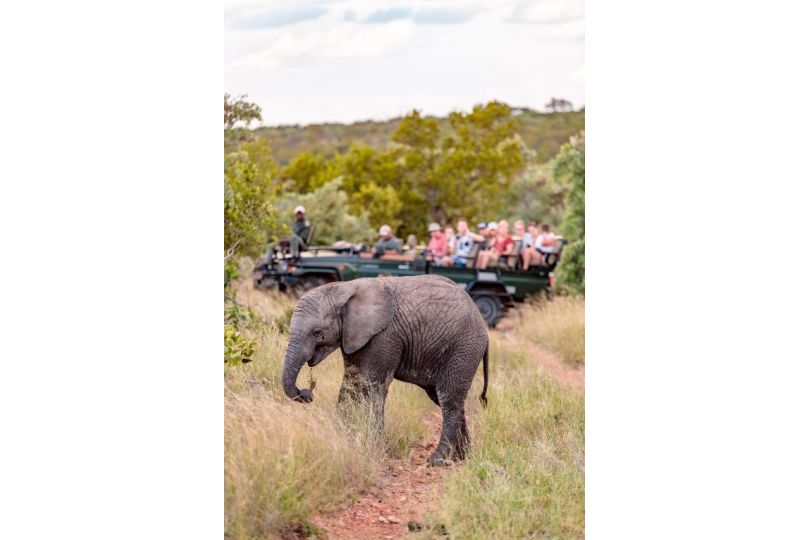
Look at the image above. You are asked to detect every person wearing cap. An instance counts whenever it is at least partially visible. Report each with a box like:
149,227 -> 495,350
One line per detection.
374,224 -> 402,257
268,205 -> 311,259
426,222 -> 447,265
291,206 -> 311,243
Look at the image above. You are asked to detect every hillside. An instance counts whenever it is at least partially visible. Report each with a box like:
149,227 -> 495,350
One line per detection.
253,107 -> 584,165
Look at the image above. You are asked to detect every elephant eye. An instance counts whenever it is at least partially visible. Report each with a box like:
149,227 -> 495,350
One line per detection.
312,328 -> 323,337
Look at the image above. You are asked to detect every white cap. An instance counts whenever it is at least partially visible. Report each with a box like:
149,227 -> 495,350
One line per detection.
428,222 -> 441,232
294,205 -> 305,214
487,221 -> 498,230
378,225 -> 392,236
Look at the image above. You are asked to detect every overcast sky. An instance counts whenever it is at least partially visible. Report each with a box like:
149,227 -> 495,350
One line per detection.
225,0 -> 583,126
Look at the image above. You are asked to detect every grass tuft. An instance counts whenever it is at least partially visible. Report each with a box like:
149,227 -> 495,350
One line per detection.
516,295 -> 585,367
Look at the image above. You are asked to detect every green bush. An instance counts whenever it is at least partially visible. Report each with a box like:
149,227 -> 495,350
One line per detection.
553,133 -> 585,294
224,324 -> 256,366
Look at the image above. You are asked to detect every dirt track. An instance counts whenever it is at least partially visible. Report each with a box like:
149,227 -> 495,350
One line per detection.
309,329 -> 583,539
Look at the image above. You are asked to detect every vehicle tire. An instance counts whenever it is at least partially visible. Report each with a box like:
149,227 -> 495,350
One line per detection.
474,295 -> 503,328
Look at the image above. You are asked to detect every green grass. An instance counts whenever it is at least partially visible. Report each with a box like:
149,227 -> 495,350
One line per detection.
428,334 -> 585,539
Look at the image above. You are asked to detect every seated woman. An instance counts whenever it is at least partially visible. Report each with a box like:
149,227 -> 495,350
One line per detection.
536,223 -> 561,255
444,225 -> 456,256
521,222 -> 542,270
426,223 -> 447,266
476,220 -> 513,269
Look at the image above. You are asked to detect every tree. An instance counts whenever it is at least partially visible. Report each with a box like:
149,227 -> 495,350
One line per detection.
280,151 -> 337,193
224,93 -> 262,130
503,163 -> 568,227
350,182 -> 403,232
552,132 -> 585,294
391,102 -> 526,233
545,97 -> 573,113
224,138 -> 281,258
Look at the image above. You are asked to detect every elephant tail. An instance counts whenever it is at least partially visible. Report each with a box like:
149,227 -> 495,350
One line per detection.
479,344 -> 489,408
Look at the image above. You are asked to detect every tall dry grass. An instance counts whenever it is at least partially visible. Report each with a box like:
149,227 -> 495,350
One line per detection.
516,295 -> 585,367
429,332 -> 585,539
224,280 -> 436,539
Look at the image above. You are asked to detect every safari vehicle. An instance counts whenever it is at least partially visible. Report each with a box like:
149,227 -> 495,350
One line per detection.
253,239 -> 565,327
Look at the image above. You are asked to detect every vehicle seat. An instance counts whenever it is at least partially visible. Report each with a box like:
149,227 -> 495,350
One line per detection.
304,224 -> 316,248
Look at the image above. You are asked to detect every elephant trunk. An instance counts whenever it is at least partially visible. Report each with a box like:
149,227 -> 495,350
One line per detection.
282,337 -> 314,403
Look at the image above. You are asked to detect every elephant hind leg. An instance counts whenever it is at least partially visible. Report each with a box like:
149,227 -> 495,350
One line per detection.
424,385 -> 440,407
453,413 -> 470,460
428,397 -> 468,466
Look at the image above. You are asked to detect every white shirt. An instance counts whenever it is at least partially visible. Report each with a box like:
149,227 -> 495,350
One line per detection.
535,232 -> 559,253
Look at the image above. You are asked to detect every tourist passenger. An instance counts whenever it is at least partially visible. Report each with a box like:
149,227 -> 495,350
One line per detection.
404,234 -> 419,256
511,220 -> 527,266
536,223 -> 560,254
426,222 -> 447,265
444,225 -> 457,255
374,225 -> 402,257
477,220 -> 513,268
442,219 -> 484,268
512,220 -> 526,245
521,222 -> 542,270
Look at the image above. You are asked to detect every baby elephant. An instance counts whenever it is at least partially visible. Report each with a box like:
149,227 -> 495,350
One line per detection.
282,274 -> 489,465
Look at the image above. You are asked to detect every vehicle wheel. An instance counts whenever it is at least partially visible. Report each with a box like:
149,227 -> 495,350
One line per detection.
474,295 -> 503,328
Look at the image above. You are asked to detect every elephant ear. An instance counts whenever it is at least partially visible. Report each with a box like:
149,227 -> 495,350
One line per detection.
338,279 -> 394,355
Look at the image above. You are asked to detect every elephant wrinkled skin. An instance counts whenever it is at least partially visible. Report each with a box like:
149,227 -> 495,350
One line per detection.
281,274 -> 489,465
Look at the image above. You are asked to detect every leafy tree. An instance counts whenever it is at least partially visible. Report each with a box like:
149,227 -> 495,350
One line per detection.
224,147 -> 281,258
391,102 -> 526,232
276,178 -> 374,245
224,93 -> 262,129
280,151 -> 337,193
553,133 -> 585,294
545,97 -> 573,113
350,182 -> 403,232
503,164 -> 568,227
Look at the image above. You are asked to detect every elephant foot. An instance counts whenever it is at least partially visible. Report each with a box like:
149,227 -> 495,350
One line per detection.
427,451 -> 455,467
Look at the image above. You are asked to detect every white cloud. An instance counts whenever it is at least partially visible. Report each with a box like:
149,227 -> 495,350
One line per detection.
224,0 -> 585,124
232,17 -> 414,69
548,18 -> 584,41
510,0 -> 583,24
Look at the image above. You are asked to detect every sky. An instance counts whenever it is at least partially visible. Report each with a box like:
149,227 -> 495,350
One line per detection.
225,0 -> 583,126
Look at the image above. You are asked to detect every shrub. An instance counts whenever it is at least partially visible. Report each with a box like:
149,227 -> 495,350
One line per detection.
224,324 -> 256,366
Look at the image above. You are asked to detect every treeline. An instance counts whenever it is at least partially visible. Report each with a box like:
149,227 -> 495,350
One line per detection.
253,107 -> 583,165
224,95 -> 584,293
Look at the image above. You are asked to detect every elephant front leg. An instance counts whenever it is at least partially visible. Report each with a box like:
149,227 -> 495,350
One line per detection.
337,364 -> 368,409
368,382 -> 387,437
